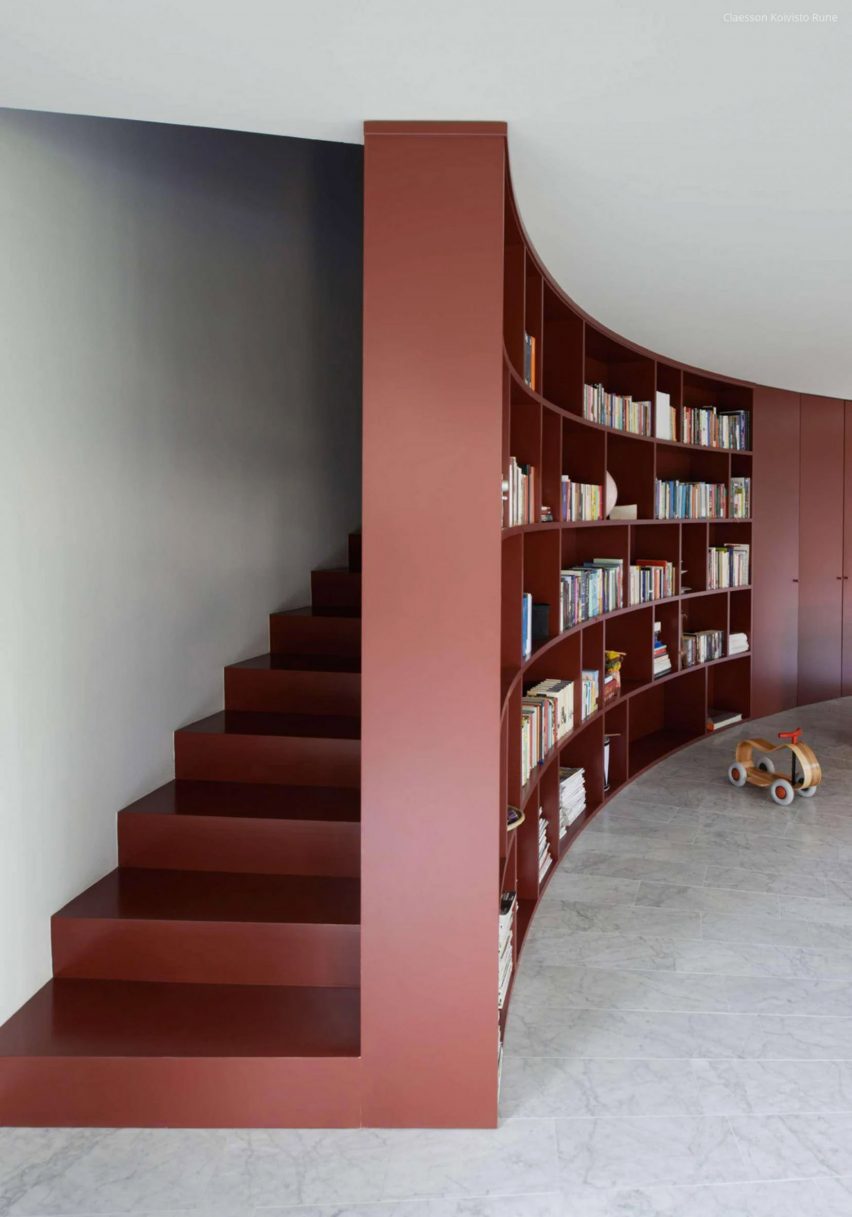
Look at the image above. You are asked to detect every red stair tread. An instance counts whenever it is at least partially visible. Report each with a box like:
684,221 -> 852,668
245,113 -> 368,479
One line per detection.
229,652 -> 361,674
0,979 -> 359,1058
122,781 -> 360,822
178,711 -> 361,740
280,605 -> 361,620
55,869 -> 360,925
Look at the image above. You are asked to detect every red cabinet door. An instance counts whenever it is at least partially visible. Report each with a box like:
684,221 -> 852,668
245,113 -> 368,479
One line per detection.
843,402 -> 852,695
798,395 -> 844,706
752,387 -> 800,716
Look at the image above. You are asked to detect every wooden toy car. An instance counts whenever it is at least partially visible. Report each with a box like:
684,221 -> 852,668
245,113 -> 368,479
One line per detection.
727,728 -> 821,805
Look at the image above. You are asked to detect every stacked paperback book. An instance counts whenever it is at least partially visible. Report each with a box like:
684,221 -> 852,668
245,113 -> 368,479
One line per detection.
538,807 -> 554,883
581,669 -> 600,720
707,707 -> 744,731
708,543 -> 750,589
520,679 -> 575,785
603,650 -> 623,704
628,559 -> 676,604
559,767 -> 586,837
498,890 -> 515,1011
505,456 -> 536,527
561,477 -> 603,521
729,631 -> 749,656
681,405 -> 750,450
683,628 -> 725,667
655,479 -> 728,519
560,560 -> 624,629
730,477 -> 751,519
653,621 -> 673,677
521,593 -> 532,661
584,384 -> 652,435
654,390 -> 678,441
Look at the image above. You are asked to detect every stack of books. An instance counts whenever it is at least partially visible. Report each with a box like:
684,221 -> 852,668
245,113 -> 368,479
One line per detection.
523,332 -> 537,390
603,650 -> 623,703
655,479 -> 728,519
561,477 -> 603,521
521,593 -> 532,660
682,629 -> 725,667
505,456 -> 536,527
729,631 -> 749,656
604,734 -> 619,790
584,384 -> 652,435
707,707 -> 744,732
708,543 -> 750,589
681,405 -> 750,450
520,699 -> 548,788
653,621 -> 673,677
655,390 -> 678,441
560,560 -> 624,629
581,669 -> 600,719
538,808 -> 553,883
559,767 -> 586,836
628,559 -> 676,604
498,890 -> 516,1010
730,477 -> 751,518
526,679 -> 575,740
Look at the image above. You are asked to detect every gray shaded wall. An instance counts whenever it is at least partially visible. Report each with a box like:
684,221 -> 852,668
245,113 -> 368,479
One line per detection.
0,109 -> 362,1021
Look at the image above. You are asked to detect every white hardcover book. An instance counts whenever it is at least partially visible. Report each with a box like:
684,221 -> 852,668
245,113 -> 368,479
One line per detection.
655,391 -> 672,439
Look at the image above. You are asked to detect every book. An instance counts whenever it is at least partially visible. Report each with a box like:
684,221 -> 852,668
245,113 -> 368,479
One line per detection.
682,629 -> 725,667
730,477 -> 751,519
655,479 -> 728,520
538,807 -> 553,882
505,456 -> 536,527
584,384 -> 652,436
681,405 -> 750,450
707,708 -> 743,731
521,593 -> 532,661
561,477 -> 603,521
581,669 -> 600,720
629,559 -> 675,604
523,332 -> 537,391
707,544 -> 750,589
559,766 -> 586,835
728,631 -> 749,656
560,559 -> 624,629
521,679 -> 576,783
653,620 -> 672,677
603,734 -> 619,789
610,504 -> 638,520
655,390 -> 677,441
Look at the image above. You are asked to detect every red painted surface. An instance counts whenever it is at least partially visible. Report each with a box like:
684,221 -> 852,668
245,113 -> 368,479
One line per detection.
752,387 -> 800,716
798,395 -> 844,705
844,403 -> 852,695
361,124 -> 506,1127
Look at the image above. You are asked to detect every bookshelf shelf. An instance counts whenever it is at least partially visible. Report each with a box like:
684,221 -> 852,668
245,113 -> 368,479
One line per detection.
499,165 -> 754,1029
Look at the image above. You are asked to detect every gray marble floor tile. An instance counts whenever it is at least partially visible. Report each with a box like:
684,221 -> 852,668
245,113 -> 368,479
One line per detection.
730,1111 -> 852,1179
509,964 -> 734,1015
557,1176 -> 852,1216
693,1058 -> 852,1116
721,972 -> 852,1015
699,910 -> 828,950
703,864 -> 828,899
782,893 -> 852,926
261,1199 -> 567,1217
504,1009 -> 750,1059
0,1128 -> 250,1215
533,901 -> 702,941
562,851 -> 709,887
635,883 -> 781,918
541,874 -> 640,907
738,1013 -> 852,1059
500,1057 -> 703,1118
555,1116 -> 749,1189
247,1122 -> 559,1208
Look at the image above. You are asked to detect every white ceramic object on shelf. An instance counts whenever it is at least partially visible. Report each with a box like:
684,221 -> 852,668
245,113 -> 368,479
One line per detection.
605,471 -> 618,517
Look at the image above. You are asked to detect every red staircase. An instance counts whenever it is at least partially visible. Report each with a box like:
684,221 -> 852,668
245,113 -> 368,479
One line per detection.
0,535 -> 363,1128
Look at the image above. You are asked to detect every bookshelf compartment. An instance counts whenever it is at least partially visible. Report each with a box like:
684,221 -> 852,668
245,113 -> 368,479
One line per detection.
682,591 -> 728,636
560,713 -> 605,816
604,700 -> 628,795
628,670 -> 705,776
541,407 -> 562,524
683,371 -> 753,416
562,417 -> 607,521
581,620 -> 604,721
656,363 -> 683,411
606,431 -> 655,519
542,284 -> 582,413
606,606 -> 653,694
516,785 -> 542,901
561,524 -> 629,575
524,256 -> 543,392
707,655 -> 752,722
501,532 -> 523,671
681,522 -> 710,595
525,632 -> 582,727
523,530 -> 561,648
655,443 -> 730,487
630,522 -> 680,593
539,760 -> 561,878
509,391 -> 542,498
653,600 -> 681,680
585,326 -> 655,412
709,521 -> 752,547
507,683 -> 523,810
730,588 -> 752,642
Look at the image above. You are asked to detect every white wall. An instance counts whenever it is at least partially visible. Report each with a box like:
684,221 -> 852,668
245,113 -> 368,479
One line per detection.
0,109 -> 362,1023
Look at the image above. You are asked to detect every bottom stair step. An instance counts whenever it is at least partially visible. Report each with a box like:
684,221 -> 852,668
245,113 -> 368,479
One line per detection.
0,978 -> 360,1127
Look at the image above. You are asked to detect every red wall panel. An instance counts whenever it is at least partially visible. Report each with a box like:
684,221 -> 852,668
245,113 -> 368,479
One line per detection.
798,395 -> 844,705
844,402 -> 852,695
751,387 -> 800,717
361,124 -> 506,1127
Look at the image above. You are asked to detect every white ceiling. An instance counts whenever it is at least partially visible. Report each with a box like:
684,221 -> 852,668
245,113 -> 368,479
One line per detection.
1,0 -> 850,396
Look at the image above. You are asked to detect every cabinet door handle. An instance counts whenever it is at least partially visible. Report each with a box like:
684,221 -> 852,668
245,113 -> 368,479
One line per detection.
792,578 -> 799,583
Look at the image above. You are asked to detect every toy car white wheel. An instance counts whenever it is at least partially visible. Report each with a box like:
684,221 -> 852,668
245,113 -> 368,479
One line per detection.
797,785 -> 818,798
770,779 -> 795,806
757,757 -> 775,774
728,763 -> 747,787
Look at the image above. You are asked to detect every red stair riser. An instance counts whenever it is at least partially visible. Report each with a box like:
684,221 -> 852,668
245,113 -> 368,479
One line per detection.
174,733 -> 360,788
0,1057 -> 361,1128
224,667 -> 360,716
51,919 -> 360,988
270,614 -> 360,657
311,570 -> 361,611
118,812 -> 360,877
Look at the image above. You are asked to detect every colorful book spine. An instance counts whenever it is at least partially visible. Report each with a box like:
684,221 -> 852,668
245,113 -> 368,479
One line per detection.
583,384 -> 652,436
730,477 -> 751,519
707,544 -> 750,589
628,560 -> 676,604
561,477 -> 603,521
681,406 -> 750,450
505,456 -> 536,527
654,479 -> 728,519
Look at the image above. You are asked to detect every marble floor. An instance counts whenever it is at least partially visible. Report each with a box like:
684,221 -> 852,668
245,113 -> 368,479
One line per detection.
3,699 -> 852,1216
